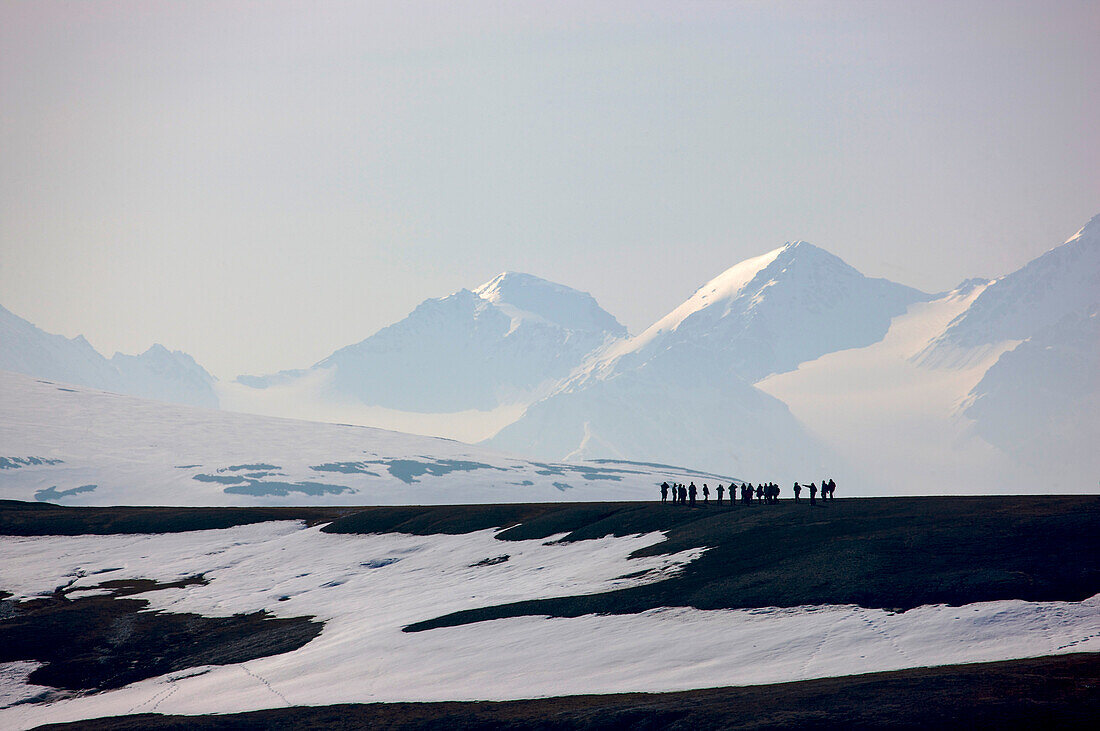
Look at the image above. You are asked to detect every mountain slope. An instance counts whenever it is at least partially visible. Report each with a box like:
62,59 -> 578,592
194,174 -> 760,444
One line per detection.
926,213 -> 1100,355
237,273 -> 627,413
490,241 -> 927,480
110,345 -> 219,409
0,305 -> 218,408
0,369 -> 732,506
489,348 -> 829,480
598,241 -> 930,384
760,213 -> 1100,493
962,306 -> 1100,485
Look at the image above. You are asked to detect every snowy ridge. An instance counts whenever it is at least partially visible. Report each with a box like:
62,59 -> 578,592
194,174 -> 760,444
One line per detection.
592,240 -> 929,384
924,213 -> 1100,355
0,369 -> 732,507
235,272 -> 626,415
490,239 -> 929,480
0,305 -> 217,408
624,244 -> 788,356
473,271 -> 626,335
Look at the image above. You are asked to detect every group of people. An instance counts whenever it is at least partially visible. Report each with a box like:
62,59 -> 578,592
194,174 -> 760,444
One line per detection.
792,479 -> 837,505
660,479 -> 837,506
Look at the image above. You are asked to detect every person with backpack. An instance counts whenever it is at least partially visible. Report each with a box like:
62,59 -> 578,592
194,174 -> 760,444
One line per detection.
793,482 -> 802,502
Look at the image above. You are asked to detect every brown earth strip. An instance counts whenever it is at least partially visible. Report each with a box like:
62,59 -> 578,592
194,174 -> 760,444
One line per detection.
33,652 -> 1100,730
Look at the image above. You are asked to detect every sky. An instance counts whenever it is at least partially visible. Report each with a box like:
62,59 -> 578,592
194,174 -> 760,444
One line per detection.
1,0 -> 1097,380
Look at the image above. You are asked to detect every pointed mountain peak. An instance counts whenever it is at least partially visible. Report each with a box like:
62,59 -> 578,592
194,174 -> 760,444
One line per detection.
1063,211 -> 1100,246
473,271 -> 625,335
473,271 -> 576,302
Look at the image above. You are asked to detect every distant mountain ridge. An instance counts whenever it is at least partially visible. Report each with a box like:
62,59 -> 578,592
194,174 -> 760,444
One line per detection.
237,272 -> 627,413
0,305 -> 217,408
3,212 -> 1097,492
589,240 -> 931,384
488,240 -> 929,478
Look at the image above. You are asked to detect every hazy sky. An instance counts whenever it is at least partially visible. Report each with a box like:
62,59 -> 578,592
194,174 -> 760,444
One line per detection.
2,1 -> 1097,379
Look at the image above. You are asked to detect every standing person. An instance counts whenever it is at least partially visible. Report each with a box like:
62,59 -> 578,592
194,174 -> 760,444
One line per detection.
793,482 -> 802,502
679,484 -> 687,505
688,482 -> 698,506
702,483 -> 710,504
717,483 -> 725,506
661,482 -> 669,503
756,484 -> 764,502
745,483 -> 753,504
829,478 -> 837,499
821,478 -> 829,501
809,482 -> 817,505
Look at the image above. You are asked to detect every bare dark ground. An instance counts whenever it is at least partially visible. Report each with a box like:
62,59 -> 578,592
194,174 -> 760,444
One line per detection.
319,496 -> 1100,630
0,499 -> 352,535
3,496 -> 1099,728
0,578 -> 321,694
3,496 -> 1099,628
34,653 -> 1100,730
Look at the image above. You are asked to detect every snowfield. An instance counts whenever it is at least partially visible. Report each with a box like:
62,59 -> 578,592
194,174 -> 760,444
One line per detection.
1,520 -> 1098,729
0,369 -> 730,507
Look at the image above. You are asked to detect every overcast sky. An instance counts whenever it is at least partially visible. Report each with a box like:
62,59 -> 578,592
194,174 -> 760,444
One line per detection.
2,1 -> 1097,379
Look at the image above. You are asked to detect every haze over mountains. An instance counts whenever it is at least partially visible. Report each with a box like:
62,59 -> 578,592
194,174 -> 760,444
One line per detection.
0,305 -> 218,408
238,272 -> 627,413
2,213 -> 1097,493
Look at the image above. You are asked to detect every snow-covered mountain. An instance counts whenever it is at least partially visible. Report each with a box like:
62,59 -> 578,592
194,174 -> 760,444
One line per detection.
489,241 -> 928,480
963,306 -> 1099,478
951,217 -> 1100,483
110,345 -> 218,408
924,214 -> 1100,358
595,241 -> 930,384
0,369 -> 732,506
236,272 -> 627,414
5,215 -> 1096,493
0,305 -> 217,408
761,214 -> 1100,493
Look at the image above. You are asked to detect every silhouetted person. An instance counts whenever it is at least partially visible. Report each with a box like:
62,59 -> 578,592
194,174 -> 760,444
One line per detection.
793,482 -> 801,502
829,478 -> 837,499
688,482 -> 698,506
756,484 -> 764,501
679,484 -> 687,505
716,484 -> 724,505
809,482 -> 817,505
661,482 -> 669,503
702,483 -> 710,504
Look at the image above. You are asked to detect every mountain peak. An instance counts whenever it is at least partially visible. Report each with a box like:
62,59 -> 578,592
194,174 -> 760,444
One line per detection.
473,271 -> 625,335
1064,211 -> 1100,247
